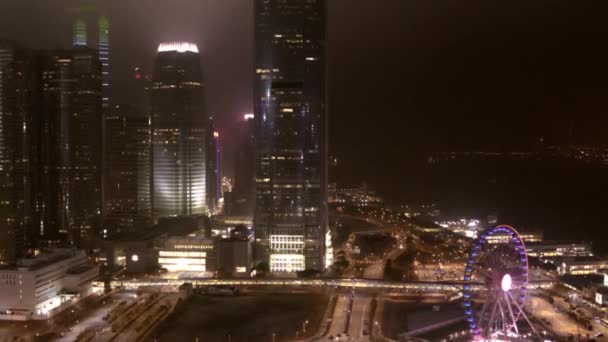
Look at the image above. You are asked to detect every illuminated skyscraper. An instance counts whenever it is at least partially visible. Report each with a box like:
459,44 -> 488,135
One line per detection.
254,0 -> 328,272
150,42 -> 207,219
70,1 -> 110,108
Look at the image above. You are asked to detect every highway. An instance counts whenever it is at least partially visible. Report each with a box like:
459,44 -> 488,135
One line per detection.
327,293 -> 350,339
348,294 -> 372,341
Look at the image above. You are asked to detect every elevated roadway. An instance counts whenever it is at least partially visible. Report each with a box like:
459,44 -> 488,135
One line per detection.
102,278 -> 554,293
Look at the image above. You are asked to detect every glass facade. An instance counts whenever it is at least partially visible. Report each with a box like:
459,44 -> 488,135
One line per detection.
150,42 -> 207,219
254,0 -> 328,271
103,107 -> 151,235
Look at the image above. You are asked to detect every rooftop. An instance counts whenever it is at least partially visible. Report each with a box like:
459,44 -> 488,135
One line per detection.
157,41 -> 199,54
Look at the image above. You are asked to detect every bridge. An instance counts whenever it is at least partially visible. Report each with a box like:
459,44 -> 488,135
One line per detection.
101,278 -> 554,292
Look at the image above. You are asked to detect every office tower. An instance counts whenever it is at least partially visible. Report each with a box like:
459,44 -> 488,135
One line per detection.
207,118 -> 220,214
130,65 -> 151,114
0,47 -> 102,251
103,105 -> 151,236
40,48 -> 103,246
0,41 -> 19,264
150,42 -> 207,219
70,0 -> 110,108
253,0 -> 328,272
230,114 -> 255,217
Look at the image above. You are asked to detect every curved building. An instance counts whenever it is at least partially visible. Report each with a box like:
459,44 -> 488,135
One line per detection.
150,42 -> 207,219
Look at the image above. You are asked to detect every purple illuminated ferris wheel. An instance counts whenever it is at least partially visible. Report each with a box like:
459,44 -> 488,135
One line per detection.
463,225 -> 538,341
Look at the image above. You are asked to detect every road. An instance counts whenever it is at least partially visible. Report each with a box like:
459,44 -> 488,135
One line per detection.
363,263 -> 384,280
327,293 -> 351,339
348,294 -> 372,341
527,295 -> 581,337
55,292 -> 138,342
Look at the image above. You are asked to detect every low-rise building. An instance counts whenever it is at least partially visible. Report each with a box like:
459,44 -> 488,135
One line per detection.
486,231 -> 543,244
596,287 -> 608,305
158,234 -> 217,273
527,243 -> 593,259
558,257 -> 608,275
218,239 -> 253,277
0,249 -> 98,320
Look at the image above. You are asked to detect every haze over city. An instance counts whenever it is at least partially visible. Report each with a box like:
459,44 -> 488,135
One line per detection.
1,1 -> 608,341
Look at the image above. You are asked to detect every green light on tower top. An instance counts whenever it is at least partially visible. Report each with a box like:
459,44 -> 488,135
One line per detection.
98,15 -> 109,43
73,17 -> 87,46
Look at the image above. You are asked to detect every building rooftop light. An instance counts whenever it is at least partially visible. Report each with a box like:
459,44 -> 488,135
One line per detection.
157,41 -> 199,53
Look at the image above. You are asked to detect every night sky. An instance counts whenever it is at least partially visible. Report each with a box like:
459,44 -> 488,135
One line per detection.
2,0 -> 608,203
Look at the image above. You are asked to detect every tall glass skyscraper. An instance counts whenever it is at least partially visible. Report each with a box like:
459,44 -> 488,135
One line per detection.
71,0 -> 110,109
150,42 -> 207,219
104,105 -> 151,236
254,0 -> 328,272
0,47 -> 102,251
0,41 -> 18,264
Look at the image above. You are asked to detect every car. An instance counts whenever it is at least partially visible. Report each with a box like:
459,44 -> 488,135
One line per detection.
595,333 -> 604,337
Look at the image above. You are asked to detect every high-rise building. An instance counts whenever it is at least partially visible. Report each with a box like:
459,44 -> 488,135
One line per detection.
150,42 -> 207,219
1,47 -> 103,252
0,41 -> 19,264
253,0 -> 328,272
70,0 -> 110,108
229,114 -> 255,217
207,118 -> 221,215
103,105 -> 151,236
39,48 -> 103,246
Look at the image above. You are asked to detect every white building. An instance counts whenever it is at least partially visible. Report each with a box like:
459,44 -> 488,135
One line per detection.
158,235 -> 216,273
0,249 -> 98,320
527,243 -> 593,259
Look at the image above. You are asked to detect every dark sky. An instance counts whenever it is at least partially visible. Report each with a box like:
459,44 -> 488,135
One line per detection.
1,0 -> 608,196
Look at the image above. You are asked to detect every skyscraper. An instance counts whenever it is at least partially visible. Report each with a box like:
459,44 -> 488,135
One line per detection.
0,41 -> 19,264
150,42 -> 207,219
229,114 -> 255,217
207,118 -> 221,215
70,0 -> 110,108
253,0 -> 328,272
1,46 -> 102,251
104,105 -> 151,236
39,48 -> 103,246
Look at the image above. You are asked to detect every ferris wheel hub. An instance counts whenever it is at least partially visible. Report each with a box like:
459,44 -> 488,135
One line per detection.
501,273 -> 512,292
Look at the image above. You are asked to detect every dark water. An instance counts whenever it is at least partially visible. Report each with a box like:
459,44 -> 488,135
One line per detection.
371,157 -> 608,255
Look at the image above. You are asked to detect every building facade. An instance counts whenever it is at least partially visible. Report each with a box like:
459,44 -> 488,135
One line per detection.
253,0 -> 328,272
150,42 -> 207,219
0,41 -> 20,265
1,47 -> 102,252
0,249 -> 98,320
70,0 -> 110,109
103,105 -> 151,235
206,119 -> 220,215
228,114 -> 255,217
158,235 -> 216,273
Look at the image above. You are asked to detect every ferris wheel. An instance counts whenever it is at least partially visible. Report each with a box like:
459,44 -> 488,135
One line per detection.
463,225 -> 538,341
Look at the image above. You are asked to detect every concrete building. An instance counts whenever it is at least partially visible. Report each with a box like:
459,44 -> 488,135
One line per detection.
158,234 -> 216,273
0,249 -> 98,320
558,257 -> 608,275
218,239 -> 253,277
527,242 -> 593,259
